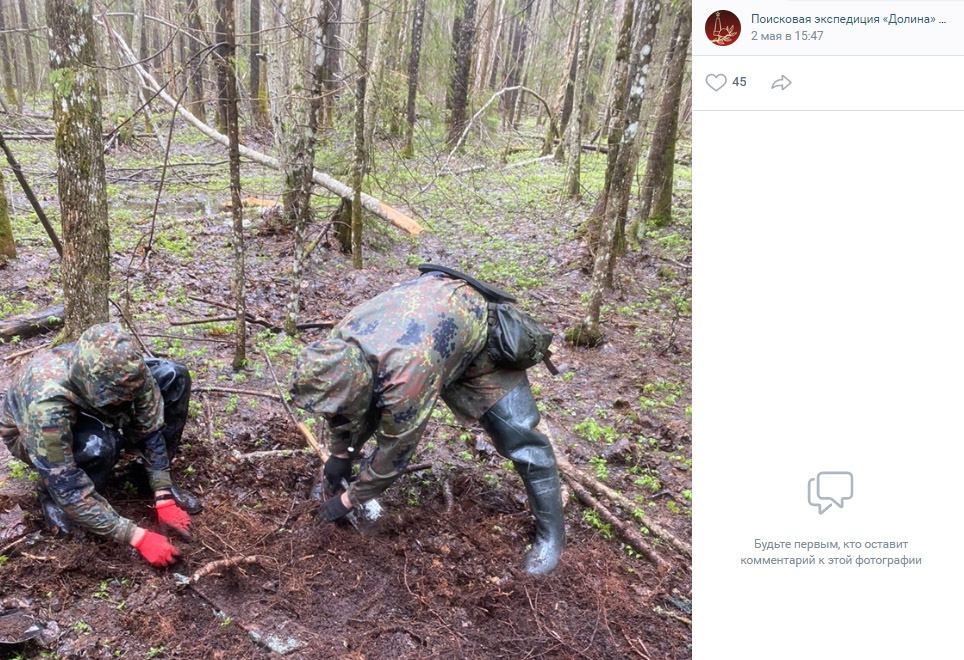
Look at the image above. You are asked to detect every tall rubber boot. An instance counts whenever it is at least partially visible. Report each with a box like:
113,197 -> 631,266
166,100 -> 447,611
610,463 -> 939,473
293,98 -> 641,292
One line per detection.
145,358 -> 202,514
481,381 -> 565,575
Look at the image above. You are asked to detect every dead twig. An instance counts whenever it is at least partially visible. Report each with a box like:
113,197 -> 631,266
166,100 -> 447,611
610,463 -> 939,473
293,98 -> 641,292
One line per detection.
184,554 -> 263,585
2,344 -> 46,362
197,386 -> 282,401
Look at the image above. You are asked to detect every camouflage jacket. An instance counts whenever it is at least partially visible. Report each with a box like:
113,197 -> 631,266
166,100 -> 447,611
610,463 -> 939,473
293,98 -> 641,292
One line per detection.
293,274 -> 494,506
0,324 -> 167,543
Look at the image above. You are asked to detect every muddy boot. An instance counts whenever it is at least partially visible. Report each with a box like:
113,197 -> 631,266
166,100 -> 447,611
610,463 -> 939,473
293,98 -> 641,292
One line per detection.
481,381 -> 565,576
169,483 -> 203,514
36,485 -> 72,536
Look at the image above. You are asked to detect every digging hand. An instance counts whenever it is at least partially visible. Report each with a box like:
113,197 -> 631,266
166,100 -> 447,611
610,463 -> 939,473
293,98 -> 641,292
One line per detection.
156,499 -> 192,539
323,455 -> 353,497
133,530 -> 180,567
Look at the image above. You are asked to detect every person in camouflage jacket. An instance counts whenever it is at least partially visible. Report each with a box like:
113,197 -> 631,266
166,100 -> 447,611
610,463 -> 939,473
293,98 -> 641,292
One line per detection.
1,324 -> 198,567
291,270 -> 565,575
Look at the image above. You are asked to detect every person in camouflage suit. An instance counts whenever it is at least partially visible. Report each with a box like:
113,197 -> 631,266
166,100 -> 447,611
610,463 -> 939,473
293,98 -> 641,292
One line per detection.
291,270 -> 565,575
0,324 -> 199,567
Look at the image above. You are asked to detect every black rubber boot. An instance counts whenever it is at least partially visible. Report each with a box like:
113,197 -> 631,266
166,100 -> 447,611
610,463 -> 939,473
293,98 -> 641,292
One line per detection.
36,485 -> 72,536
481,381 -> 565,575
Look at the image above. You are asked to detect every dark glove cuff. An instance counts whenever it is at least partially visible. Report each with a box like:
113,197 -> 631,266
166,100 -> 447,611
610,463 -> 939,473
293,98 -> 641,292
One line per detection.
322,495 -> 351,522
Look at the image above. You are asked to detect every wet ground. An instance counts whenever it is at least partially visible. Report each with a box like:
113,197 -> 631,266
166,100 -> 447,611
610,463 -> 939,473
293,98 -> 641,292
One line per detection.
1,117 -> 691,659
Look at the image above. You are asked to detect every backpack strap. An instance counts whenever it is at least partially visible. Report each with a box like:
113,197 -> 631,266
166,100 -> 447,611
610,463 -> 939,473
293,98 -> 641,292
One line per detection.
417,263 -> 517,303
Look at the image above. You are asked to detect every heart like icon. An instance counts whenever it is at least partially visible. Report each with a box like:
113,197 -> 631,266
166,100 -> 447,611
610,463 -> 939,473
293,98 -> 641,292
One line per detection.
705,74 -> 726,92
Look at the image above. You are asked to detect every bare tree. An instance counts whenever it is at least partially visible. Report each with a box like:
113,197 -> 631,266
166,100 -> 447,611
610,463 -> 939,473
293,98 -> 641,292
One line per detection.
249,0 -> 268,126
17,0 -> 36,94
563,0 -> 593,198
448,0 -> 478,145
266,0 -> 320,334
351,0 -> 371,269
0,3 -> 22,112
185,0 -> 207,121
402,0 -> 426,158
216,0 -> 246,370
568,0 -> 660,347
46,0 -> 110,341
214,0 -> 230,132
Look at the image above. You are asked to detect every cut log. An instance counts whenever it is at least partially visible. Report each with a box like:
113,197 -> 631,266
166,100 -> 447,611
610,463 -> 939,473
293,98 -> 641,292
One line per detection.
0,304 -> 64,342
100,17 -> 423,236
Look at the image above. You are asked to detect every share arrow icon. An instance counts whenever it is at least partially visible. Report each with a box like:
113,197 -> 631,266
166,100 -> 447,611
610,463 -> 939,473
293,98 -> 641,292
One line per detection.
771,75 -> 792,90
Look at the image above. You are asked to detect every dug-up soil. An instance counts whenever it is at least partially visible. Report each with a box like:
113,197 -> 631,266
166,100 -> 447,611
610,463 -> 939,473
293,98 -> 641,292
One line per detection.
0,126 -> 691,659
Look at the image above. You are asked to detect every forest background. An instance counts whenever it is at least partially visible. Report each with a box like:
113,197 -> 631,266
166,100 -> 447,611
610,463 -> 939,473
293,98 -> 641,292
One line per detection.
0,0 -> 693,658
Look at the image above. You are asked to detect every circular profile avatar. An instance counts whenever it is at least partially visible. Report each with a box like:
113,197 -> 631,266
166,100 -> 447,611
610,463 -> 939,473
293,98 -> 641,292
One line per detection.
705,10 -> 740,46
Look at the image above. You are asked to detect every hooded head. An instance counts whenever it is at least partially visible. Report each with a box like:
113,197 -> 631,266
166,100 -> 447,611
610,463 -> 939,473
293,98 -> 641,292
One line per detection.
69,324 -> 149,409
290,338 -> 373,418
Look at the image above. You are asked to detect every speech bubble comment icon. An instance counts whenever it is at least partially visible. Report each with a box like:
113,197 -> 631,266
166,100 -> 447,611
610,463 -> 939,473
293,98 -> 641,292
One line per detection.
808,471 -> 854,514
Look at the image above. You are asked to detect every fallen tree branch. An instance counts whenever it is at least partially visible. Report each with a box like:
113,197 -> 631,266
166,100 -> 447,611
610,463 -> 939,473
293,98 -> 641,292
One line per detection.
558,454 -> 691,557
184,554 -> 263,585
101,19 -> 422,236
0,305 -> 64,342
540,418 -> 687,563
197,386 -> 283,401
231,448 -> 312,461
563,474 -> 670,572
2,344 -> 47,362
0,131 -> 63,257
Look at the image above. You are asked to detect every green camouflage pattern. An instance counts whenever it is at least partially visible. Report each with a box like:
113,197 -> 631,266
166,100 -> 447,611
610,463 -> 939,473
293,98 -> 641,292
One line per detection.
292,273 -> 525,507
0,324 -> 166,543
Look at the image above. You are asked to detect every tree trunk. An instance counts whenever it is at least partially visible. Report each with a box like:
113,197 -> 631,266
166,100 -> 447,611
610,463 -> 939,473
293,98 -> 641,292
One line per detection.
364,1 -> 401,153
351,0 -> 371,269
584,0 -> 635,249
263,0 -> 319,334
634,2 -> 691,234
214,0 -> 230,132
319,0 -> 342,129
567,0 -> 660,347
249,0 -> 268,126
217,0 -> 246,370
17,0 -> 36,94
552,10 -> 581,154
0,3 -> 21,111
185,0 -> 206,121
447,0 -> 478,145
46,0 -> 111,342
402,0 -> 426,158
563,0 -> 593,199
128,0 -> 150,129
0,169 -> 15,261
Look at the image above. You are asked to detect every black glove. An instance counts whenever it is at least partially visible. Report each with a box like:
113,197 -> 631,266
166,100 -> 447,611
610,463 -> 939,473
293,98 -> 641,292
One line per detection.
321,494 -> 352,523
323,455 -> 353,496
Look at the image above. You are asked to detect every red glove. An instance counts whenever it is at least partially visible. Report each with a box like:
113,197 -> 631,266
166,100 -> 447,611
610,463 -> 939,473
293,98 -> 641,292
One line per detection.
156,499 -> 192,538
133,530 -> 180,567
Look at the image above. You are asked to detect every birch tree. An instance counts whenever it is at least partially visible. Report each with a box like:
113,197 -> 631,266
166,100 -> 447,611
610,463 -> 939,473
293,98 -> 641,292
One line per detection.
0,170 -> 15,262
351,0 -> 371,269
563,0 -> 593,198
568,0 -> 660,347
46,0 -> 110,341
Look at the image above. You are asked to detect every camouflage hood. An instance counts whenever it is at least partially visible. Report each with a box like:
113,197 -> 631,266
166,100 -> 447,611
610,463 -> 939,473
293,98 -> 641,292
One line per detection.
69,324 -> 149,408
290,338 -> 373,416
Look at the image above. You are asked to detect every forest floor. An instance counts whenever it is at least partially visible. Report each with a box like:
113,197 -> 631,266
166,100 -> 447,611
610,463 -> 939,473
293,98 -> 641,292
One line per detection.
0,112 -> 692,659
